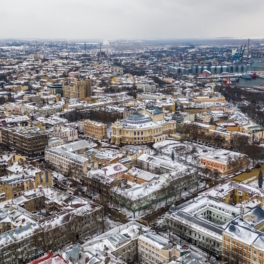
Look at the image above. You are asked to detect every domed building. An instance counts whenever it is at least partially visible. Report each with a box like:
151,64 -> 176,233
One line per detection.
111,106 -> 176,145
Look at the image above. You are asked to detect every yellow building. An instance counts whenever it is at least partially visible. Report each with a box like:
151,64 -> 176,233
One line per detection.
223,211 -> 264,264
201,180 -> 264,207
84,119 -> 107,140
111,107 -> 176,145
138,233 -> 184,263
193,95 -> 225,104
0,161 -> 53,202
63,79 -> 92,99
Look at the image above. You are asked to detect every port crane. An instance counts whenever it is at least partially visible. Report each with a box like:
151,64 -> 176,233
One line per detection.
233,45 -> 246,62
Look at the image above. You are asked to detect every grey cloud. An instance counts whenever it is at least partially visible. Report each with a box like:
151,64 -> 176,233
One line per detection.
0,0 -> 264,39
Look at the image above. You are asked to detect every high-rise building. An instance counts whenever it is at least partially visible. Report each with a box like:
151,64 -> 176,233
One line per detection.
63,79 -> 92,99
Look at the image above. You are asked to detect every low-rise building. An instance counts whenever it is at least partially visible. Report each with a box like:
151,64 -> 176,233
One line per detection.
89,148 -> 123,166
199,180 -> 264,207
200,149 -> 248,175
48,137 -> 64,148
0,153 -> 15,176
166,197 -> 241,257
0,161 -> 53,201
222,208 -> 264,264
124,167 -> 159,184
45,140 -> 93,176
0,199 -> 103,264
137,153 -> 189,174
84,119 -> 107,140
53,125 -> 78,143
138,233 -> 186,264
82,221 -> 149,264
90,163 -> 128,180
111,165 -> 199,217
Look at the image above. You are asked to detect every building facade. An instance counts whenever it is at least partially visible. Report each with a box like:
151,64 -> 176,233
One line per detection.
165,197 -> 241,258
138,233 -> 184,264
111,107 -> 176,145
200,149 -> 248,175
45,140 -> 90,176
83,119 -> 107,140
53,125 -> 78,143
63,79 -> 92,99
1,126 -> 48,158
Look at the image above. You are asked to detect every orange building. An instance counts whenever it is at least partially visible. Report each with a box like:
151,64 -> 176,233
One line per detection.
200,149 -> 247,175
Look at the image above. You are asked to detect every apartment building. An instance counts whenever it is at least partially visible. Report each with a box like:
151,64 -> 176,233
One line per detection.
0,208 -> 43,264
47,83 -> 63,96
193,95 -> 225,104
0,153 -> 15,176
63,79 -> 92,99
200,149 -> 248,175
199,180 -> 264,207
166,197 -> 241,257
82,221 -> 149,264
222,208 -> 264,264
123,167 -> 159,184
45,140 -> 90,176
83,119 -> 107,140
48,137 -> 64,148
53,125 -> 78,143
89,148 -> 123,166
1,126 -> 48,158
138,233 -> 185,264
0,202 -> 103,264
0,161 -> 53,201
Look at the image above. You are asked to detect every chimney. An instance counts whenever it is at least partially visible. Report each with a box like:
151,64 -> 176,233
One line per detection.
79,253 -> 81,260
85,257 -> 89,263
22,218 -> 25,223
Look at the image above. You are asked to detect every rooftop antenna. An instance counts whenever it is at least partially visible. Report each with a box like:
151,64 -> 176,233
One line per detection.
247,38 -> 250,61
85,43 -> 86,55
100,43 -> 102,61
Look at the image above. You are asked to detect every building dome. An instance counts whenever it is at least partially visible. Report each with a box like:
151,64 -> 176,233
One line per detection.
125,110 -> 152,124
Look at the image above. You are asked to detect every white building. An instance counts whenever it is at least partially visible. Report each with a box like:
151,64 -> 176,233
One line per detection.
45,140 -> 93,176
166,196 -> 241,257
53,125 -> 78,143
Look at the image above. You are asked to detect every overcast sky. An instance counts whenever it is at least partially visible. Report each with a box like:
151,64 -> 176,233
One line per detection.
1,0 -> 264,40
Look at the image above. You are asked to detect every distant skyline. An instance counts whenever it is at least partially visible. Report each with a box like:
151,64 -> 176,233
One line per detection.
1,0 -> 264,40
